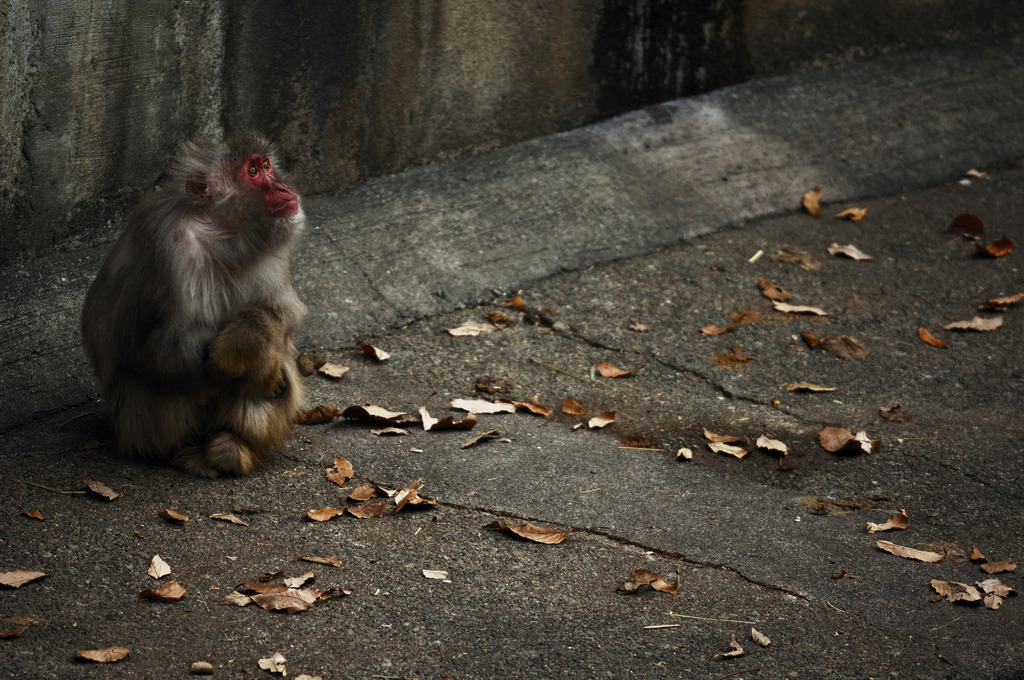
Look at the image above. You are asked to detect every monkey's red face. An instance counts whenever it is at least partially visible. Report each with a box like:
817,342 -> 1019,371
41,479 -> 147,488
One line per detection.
241,154 -> 300,218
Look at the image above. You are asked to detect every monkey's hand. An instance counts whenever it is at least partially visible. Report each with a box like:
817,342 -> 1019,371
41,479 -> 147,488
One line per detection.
207,305 -> 286,398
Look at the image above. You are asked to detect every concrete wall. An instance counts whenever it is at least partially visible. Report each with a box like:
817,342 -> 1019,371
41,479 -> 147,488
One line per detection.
2,0 -> 1021,264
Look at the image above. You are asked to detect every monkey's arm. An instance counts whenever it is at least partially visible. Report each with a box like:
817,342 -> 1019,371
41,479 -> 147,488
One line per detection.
206,305 -> 286,398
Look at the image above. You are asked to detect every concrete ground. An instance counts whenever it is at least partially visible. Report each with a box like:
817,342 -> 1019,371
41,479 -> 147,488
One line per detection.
2,34 -> 1024,680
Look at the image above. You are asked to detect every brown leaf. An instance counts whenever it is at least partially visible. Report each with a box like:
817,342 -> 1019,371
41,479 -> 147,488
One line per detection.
758,277 -> 792,302
828,242 -> 873,260
420,406 -> 477,431
487,310 -> 515,328
877,540 -> 943,563
210,512 -> 249,526
475,375 -> 514,394
948,212 -> 985,235
975,236 -> 1015,257
708,442 -> 748,458
423,569 -> 449,580
588,411 -> 615,429
301,555 -> 343,568
980,292 -> 1024,311
713,633 -> 745,660
980,560 -> 1017,575
802,185 -> 823,217
819,427 -> 877,453
75,646 -> 130,663
395,479 -> 435,512
510,400 -> 553,417
880,404 -> 913,422
341,403 -> 414,425
703,428 -> 744,444
970,547 -> 987,562
751,628 -> 772,647
773,301 -> 829,316
347,485 -> 378,501
462,428 -> 501,449
147,554 -> 172,579
620,432 -> 660,449
786,382 -> 836,392
450,398 -> 516,414
326,456 -> 354,487
506,295 -> 525,311
4,615 -> 43,627
306,507 -> 346,522
160,508 -> 188,523
943,316 -> 1003,331
0,569 -> 49,588
347,502 -> 390,518
283,571 -> 315,589
0,628 -> 24,638
139,580 -> 187,602
595,361 -> 640,378
446,321 -> 494,336
488,519 -> 570,544
370,426 -> 410,436
930,579 -> 982,603
257,651 -> 287,675
295,405 -> 342,425
711,345 -> 753,368
191,661 -> 215,675
755,435 -> 788,454
977,577 -> 1017,609
218,590 -> 253,606
866,508 -> 909,533
699,323 -> 734,336
834,207 -> 869,221
620,569 -> 678,594
84,479 -> 119,501
252,589 -> 316,614
23,510 -> 44,521
629,322 -> 650,332
561,398 -> 586,416
317,362 -> 350,379
819,335 -> 870,359
771,247 -> 822,270
359,343 -> 390,361
676,447 -> 694,460
918,326 -> 947,348
800,331 -> 825,347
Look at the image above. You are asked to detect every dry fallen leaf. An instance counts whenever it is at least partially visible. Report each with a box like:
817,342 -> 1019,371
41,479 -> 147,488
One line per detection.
751,628 -> 771,647
317,362 -> 350,379
420,406 -> 477,431
306,507 -> 346,522
977,577 -> 1017,609
699,323 -> 733,336
295,405 -> 342,425
301,556 -> 342,568
971,547 -> 987,562
561,398 -> 586,416
676,447 -> 694,460
758,277 -> 792,302
450,398 -> 516,414
210,512 -> 249,526
258,651 -> 287,675
834,207 -> 869,221
4,615 -> 42,627
620,569 -> 678,594
0,569 -> 50,588
251,588 -> 320,614
148,554 -> 172,579
588,411 -> 615,429
595,361 -> 641,378
283,571 -> 315,589
980,560 -> 1018,575
160,508 -> 188,523
877,540 -> 942,563
818,427 -> 877,453
819,335 -> 870,359
509,400 -> 553,417
802,185 -> 823,217
965,169 -> 987,179
191,661 -> 215,675
713,633 -> 745,660
948,212 -> 985,235
708,442 -> 748,458
326,456 -> 354,487
771,247 -> 822,270
828,242 -> 873,260
462,428 -> 501,449
218,590 -> 253,607
423,569 -> 449,580
975,236 -> 1015,257
506,295 -> 525,311
704,428 -> 744,444
139,580 -> 187,602
395,479 -> 436,512
755,435 -> 788,455
930,579 -> 982,603
347,485 -> 378,501
786,381 -> 836,392
341,403 -> 414,425
84,479 -> 119,501
943,316 -> 1003,332
23,510 -> 43,521
918,326 -> 947,348
980,292 -> 1024,311
360,342 -> 390,361
476,376 -> 514,394
370,426 -> 410,436
446,321 -> 494,336
711,345 -> 753,368
347,502 -> 390,518
488,519 -> 570,544
629,322 -> 649,332
75,646 -> 130,663
0,628 -> 24,638
773,301 -> 829,316
866,508 -> 909,533
880,404 -> 913,422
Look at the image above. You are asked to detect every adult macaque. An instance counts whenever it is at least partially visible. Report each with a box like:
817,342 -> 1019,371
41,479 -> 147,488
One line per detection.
81,131 -> 306,477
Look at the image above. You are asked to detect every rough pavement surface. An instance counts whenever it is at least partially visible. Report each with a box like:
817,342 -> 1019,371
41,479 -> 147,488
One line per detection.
2,36 -> 1024,680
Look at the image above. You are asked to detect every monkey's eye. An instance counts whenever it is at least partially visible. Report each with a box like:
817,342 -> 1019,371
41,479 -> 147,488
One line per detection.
262,158 -> 270,170
248,163 -> 258,176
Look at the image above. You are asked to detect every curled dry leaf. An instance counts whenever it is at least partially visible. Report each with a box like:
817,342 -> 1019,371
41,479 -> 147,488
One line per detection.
395,479 -> 436,512
306,507 -> 346,522
977,577 -> 1017,609
317,362 -> 349,379
84,479 -> 119,501
4,615 -> 42,627
347,502 -> 390,518
219,590 -> 253,606
620,568 -> 678,594
360,342 -> 390,361
711,345 -> 753,368
786,382 -> 836,392
301,555 -> 342,568
148,554 -> 172,579
506,295 -> 525,311
160,508 -> 188,523
703,428 -> 743,444
975,236 -> 1015,257
210,512 -> 249,526
866,508 -> 909,533
510,400 -> 553,417
139,580 -> 187,602
0,628 -> 24,638
420,406 -> 476,431
821,335 -> 870,359
699,323 -> 733,336
970,547 -> 987,562
348,484 -> 378,501
980,560 -> 1017,575
370,426 -> 410,436
930,579 -> 982,603
802,185 -> 823,217
0,569 -> 49,588
561,398 -> 586,416
876,540 -> 942,563
475,376 -> 514,394
771,247 -> 822,270
751,628 -> 771,647
295,405 -> 342,425
713,633 -> 745,660
595,361 -> 641,378
326,456 -> 354,487
818,427 -> 877,453
588,411 -> 615,429
880,404 -> 913,422
758,277 -> 792,302
75,646 -> 130,663
773,301 -> 829,316
834,207 -> 869,221
676,447 -> 693,460
943,316 -> 1003,332
948,212 -> 985,235
191,661 -> 215,675
341,403 -> 414,425
708,442 -> 748,458
446,321 -> 494,336
283,571 -> 315,589
629,322 -> 649,332
965,169 -> 987,179
918,326 -> 947,348
251,588 -> 320,614
488,519 -> 570,545
980,292 -> 1024,311
450,398 -> 516,414
755,435 -> 788,455
423,569 -> 449,580
828,242 -> 873,260
258,652 -> 287,675
23,510 -> 43,521
462,428 -> 501,449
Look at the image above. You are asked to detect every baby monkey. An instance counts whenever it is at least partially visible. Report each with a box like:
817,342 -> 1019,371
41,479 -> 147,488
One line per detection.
81,131 -> 307,477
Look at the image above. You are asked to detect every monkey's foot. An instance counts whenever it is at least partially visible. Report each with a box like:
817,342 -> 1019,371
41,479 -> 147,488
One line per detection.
170,445 -> 219,478
204,432 -> 259,476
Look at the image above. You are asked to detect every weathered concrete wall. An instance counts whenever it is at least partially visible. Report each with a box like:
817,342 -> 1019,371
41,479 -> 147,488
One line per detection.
2,0 -> 1022,264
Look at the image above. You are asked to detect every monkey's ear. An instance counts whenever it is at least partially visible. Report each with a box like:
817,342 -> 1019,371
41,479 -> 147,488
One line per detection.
186,172 -> 211,199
